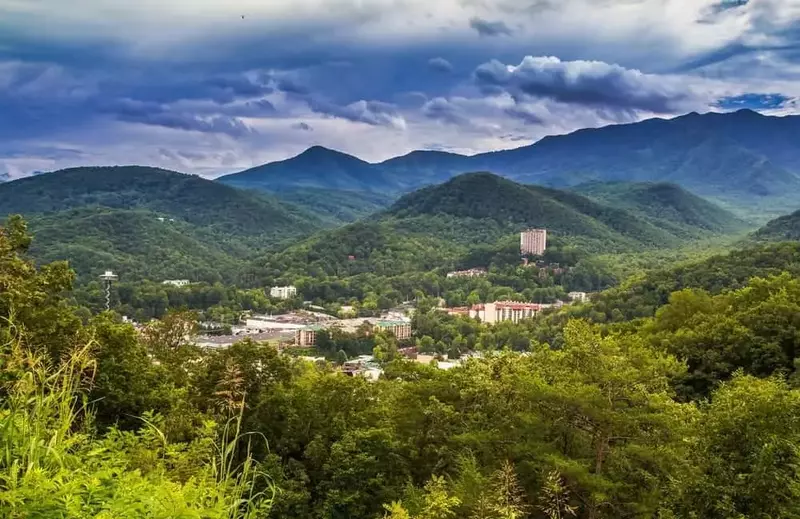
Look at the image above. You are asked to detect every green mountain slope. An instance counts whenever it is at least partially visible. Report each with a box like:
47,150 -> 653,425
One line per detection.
27,208 -> 247,283
0,166 -> 325,282
573,181 -> 748,236
276,188 -> 394,225
750,209 -> 800,242
0,165 -> 319,237
256,172 -> 731,282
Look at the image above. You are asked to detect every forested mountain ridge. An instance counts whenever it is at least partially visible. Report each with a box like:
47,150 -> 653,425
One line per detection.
26,208 -> 249,284
274,187 -> 395,226
0,165 -> 320,236
217,145 -> 399,192
572,181 -> 748,235
0,166 -> 326,283
254,173 -> 745,283
750,208 -> 800,242
215,111 -> 800,215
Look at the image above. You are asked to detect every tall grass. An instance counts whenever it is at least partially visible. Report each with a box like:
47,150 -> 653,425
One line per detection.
0,319 -> 275,518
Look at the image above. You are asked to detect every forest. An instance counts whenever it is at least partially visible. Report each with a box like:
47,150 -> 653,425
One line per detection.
6,210 -> 800,518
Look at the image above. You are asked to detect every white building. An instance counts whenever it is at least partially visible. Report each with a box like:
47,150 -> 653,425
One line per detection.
446,268 -> 487,279
520,229 -> 547,256
163,279 -> 190,287
270,286 -> 297,299
469,301 -> 548,324
568,291 -> 589,303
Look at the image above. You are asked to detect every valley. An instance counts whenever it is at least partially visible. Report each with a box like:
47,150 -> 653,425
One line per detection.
5,109 -> 800,519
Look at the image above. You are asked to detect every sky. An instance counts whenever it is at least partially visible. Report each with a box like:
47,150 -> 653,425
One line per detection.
1,0 -> 800,178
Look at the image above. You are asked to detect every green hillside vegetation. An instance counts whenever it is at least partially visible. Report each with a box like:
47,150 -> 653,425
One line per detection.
276,188 -> 394,225
8,215 -> 800,518
247,173 -> 747,309
551,241 -> 800,324
387,172 -> 686,248
750,208 -> 800,242
0,165 -> 319,236
0,166 -> 325,282
27,208 -> 248,284
573,181 -> 749,236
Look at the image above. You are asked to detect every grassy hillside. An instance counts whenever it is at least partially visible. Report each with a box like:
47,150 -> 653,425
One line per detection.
573,181 -> 749,236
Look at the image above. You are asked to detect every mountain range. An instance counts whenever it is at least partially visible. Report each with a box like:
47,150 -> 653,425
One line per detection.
218,110 -> 800,218
0,165 -> 748,285
255,172 -> 747,283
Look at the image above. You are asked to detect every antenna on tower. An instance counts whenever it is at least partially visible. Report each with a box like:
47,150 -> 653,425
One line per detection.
99,270 -> 118,311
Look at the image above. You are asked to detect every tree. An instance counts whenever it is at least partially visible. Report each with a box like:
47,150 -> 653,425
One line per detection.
418,476 -> 460,519
671,374 -> 800,518
487,461 -> 528,519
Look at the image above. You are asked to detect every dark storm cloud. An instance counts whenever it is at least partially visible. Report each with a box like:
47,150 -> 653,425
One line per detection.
119,110 -> 255,138
469,17 -> 513,37
504,106 -> 545,125
123,72 -> 274,105
474,56 -> 697,113
100,98 -> 255,137
428,57 -> 454,73
421,97 -> 471,126
308,98 -> 404,128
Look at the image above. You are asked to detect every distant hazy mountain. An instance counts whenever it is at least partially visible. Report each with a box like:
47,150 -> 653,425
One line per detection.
0,166 -> 324,282
218,110 -> 800,214
218,146 -> 400,192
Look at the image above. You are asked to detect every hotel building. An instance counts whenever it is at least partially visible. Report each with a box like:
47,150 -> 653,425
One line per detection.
520,229 -> 547,256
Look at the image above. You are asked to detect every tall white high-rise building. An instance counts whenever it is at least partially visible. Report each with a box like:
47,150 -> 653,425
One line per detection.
520,229 -> 547,256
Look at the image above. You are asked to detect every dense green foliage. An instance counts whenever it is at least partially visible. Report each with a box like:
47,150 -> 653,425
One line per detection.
0,216 -> 274,517
7,215 -> 800,517
276,188 -> 395,226
751,207 -> 800,242
28,208 -> 248,284
251,173 -> 743,305
573,181 -> 748,235
0,166 -> 325,283
580,241 -> 800,322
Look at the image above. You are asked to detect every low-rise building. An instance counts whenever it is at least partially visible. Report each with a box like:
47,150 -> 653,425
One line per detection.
374,320 -> 412,340
446,301 -> 552,324
568,291 -> 589,303
446,268 -> 487,279
294,318 -> 412,346
163,279 -> 190,287
270,285 -> 297,299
